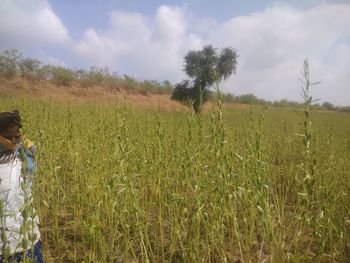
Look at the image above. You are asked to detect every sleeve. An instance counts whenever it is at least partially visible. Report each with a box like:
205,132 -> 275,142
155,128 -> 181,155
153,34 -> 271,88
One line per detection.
22,138 -> 36,174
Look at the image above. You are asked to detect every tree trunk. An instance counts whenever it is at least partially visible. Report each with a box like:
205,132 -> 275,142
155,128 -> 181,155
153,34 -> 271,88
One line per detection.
193,82 -> 203,114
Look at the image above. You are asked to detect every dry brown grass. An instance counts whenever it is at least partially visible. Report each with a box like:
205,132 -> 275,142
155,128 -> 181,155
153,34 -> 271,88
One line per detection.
0,78 -> 251,113
0,78 -> 188,111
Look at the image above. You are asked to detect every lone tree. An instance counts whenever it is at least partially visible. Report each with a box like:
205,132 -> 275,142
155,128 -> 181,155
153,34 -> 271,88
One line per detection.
172,45 -> 238,113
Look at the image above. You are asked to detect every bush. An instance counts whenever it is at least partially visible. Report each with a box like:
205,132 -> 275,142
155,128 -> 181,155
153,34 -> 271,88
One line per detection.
19,58 -> 41,80
322,101 -> 335,111
51,66 -> 75,86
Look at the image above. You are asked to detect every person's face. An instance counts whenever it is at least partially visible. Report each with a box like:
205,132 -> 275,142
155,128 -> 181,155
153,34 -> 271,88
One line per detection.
0,126 -> 22,144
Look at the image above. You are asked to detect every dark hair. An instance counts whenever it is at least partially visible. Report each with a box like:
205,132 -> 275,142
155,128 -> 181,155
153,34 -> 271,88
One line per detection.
0,110 -> 22,133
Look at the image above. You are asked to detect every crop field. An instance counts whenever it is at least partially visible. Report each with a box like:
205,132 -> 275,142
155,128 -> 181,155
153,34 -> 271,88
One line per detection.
1,96 -> 350,262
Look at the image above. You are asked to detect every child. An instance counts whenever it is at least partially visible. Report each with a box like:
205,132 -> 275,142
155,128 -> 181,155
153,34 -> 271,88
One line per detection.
0,110 -> 43,263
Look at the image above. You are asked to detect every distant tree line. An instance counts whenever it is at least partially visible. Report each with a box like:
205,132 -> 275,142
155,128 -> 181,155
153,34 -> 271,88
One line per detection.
0,49 -> 173,95
220,92 -> 350,112
174,88 -> 350,112
1,48 -> 348,112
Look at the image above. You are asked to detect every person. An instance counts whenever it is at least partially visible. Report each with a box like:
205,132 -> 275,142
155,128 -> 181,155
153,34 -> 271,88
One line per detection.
0,110 -> 43,263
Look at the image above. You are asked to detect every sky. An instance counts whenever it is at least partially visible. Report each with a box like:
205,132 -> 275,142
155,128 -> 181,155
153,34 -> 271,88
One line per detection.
0,0 -> 350,106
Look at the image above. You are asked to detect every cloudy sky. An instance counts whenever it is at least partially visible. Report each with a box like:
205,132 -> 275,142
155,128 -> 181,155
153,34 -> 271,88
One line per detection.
1,0 -> 349,106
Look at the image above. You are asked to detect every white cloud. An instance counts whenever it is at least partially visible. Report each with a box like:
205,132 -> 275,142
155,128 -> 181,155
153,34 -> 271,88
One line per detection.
74,3 -> 350,105
153,5 -> 185,43
76,5 -> 192,81
36,50 -> 67,67
76,11 -> 151,66
0,0 -> 69,50
0,1 -> 348,105
207,4 -> 350,105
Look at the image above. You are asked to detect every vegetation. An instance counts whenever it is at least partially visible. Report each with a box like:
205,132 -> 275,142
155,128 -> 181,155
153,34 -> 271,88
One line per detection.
2,101 -> 349,262
1,67 -> 349,261
322,101 -> 335,111
171,80 -> 212,108
0,49 -> 23,79
1,48 -> 348,112
0,49 -> 173,95
220,93 -> 350,112
172,45 -> 238,113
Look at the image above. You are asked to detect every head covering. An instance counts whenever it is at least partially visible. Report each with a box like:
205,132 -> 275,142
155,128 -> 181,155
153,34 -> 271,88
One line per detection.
0,110 -> 22,133
0,110 -> 22,152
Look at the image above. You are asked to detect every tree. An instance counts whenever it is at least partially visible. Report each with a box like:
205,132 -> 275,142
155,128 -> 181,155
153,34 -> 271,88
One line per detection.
160,80 -> 173,94
19,58 -> 41,80
322,101 -> 335,111
171,80 -> 212,106
173,45 -> 238,113
0,49 -> 23,79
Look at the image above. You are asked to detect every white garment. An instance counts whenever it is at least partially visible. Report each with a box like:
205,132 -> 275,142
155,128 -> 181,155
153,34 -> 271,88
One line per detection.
0,156 -> 40,255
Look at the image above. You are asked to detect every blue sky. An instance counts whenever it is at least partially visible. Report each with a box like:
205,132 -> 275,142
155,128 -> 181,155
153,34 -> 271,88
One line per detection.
1,0 -> 350,105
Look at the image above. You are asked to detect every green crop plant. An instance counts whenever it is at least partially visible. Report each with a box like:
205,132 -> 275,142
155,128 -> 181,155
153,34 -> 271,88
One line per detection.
0,198 -> 11,262
0,88 -> 349,262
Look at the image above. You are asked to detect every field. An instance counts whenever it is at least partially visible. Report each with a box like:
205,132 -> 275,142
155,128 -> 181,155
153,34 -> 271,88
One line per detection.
1,96 -> 350,262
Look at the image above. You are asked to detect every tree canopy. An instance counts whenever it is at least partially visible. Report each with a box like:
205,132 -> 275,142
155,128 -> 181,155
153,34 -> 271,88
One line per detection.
172,45 -> 238,113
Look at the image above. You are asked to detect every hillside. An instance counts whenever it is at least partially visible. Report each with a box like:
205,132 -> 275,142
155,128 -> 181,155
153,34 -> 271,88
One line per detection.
2,78 -> 347,113
0,78 -> 188,111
